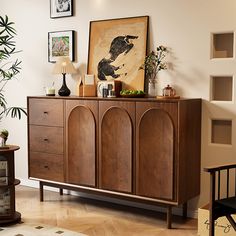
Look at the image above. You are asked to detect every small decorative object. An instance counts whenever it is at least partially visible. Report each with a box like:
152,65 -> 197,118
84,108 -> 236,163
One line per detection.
0,129 -> 8,147
48,30 -> 75,63
46,87 -> 55,96
52,56 -> 77,96
97,80 -> 122,97
140,45 -> 168,97
107,90 -> 116,98
156,84 -> 180,99
50,0 -> 73,18
87,16 -> 149,91
45,82 -> 55,96
82,74 -> 96,97
162,84 -> 176,97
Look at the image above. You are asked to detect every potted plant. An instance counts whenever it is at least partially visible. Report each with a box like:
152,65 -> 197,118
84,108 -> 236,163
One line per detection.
140,45 -> 168,96
0,15 -> 27,146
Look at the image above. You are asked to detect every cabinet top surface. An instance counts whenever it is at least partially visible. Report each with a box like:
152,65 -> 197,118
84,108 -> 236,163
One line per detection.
0,145 -> 20,153
27,95 -> 201,103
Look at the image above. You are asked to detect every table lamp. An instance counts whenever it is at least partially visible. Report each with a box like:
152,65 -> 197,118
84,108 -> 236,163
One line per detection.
52,57 -> 77,96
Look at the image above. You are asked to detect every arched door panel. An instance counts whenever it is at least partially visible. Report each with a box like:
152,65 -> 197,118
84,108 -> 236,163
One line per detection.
137,108 -> 174,200
67,104 -> 96,187
100,106 -> 133,193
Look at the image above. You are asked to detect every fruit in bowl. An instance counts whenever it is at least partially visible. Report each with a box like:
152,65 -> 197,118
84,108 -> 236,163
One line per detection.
120,90 -> 145,97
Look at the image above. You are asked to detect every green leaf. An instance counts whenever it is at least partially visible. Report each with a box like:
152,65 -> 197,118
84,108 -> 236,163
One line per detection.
0,15 -> 25,122
5,107 -> 27,119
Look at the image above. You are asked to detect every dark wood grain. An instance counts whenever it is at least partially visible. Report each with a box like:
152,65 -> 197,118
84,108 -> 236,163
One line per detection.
137,108 -> 174,200
65,100 -> 98,187
29,152 -> 64,182
27,96 -> 202,229
28,98 -> 64,126
29,125 -> 63,154
136,102 -> 177,200
178,100 -> 202,203
99,101 -> 135,193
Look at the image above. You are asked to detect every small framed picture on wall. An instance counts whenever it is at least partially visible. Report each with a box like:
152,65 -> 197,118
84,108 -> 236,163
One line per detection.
48,30 -> 75,63
50,0 -> 73,18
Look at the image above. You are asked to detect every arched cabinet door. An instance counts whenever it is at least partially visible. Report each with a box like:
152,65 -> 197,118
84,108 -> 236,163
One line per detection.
136,102 -> 177,200
66,100 -> 98,187
99,101 -> 135,193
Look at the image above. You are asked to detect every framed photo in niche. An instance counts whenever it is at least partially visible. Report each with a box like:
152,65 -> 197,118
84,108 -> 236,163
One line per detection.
50,0 -> 73,18
87,16 -> 149,90
48,30 -> 75,63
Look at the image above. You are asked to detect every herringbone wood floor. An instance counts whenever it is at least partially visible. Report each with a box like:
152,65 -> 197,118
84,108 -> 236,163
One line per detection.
16,185 -> 197,235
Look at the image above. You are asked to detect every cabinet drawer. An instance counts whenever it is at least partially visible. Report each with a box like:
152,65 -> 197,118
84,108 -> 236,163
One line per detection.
28,98 -> 64,126
29,152 -> 64,182
29,125 -> 63,154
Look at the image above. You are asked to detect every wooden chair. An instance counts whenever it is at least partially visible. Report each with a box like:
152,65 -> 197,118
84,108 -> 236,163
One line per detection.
204,164 -> 236,236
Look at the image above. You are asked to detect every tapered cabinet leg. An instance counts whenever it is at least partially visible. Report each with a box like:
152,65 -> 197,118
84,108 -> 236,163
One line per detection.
167,205 -> 172,229
39,182 -> 44,202
59,188 -> 63,195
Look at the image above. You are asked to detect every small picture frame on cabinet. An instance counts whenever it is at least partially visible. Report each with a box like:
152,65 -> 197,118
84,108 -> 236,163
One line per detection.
50,0 -> 73,18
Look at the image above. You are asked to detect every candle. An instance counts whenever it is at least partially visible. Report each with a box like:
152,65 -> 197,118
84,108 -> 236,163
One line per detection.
46,87 -> 55,96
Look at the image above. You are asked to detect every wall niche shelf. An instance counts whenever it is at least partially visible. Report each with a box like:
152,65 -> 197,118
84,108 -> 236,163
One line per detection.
211,119 -> 232,145
211,32 -> 234,59
211,76 -> 233,101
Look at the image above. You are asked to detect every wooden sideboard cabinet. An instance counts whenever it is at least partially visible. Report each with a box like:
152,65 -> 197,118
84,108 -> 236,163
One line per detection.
27,96 -> 202,228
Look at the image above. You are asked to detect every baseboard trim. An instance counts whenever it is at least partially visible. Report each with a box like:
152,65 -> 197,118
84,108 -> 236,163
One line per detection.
19,179 -> 198,219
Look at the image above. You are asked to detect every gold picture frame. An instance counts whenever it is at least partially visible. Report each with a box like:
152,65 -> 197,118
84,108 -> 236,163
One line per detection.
87,16 -> 149,90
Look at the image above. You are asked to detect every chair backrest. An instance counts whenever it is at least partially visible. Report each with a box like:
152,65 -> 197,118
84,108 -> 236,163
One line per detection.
204,164 -> 236,201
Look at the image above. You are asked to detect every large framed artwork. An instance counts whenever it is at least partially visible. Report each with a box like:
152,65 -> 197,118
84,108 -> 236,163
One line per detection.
48,30 -> 75,63
87,16 -> 149,90
50,0 -> 73,18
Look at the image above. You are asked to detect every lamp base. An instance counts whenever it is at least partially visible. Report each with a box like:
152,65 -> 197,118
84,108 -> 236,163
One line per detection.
58,87 -> 71,96
58,74 -> 71,96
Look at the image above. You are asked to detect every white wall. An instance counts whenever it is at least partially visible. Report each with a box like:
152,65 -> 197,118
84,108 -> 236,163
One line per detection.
1,0 -> 236,216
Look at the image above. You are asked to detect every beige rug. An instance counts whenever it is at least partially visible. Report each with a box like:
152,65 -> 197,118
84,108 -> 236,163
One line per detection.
0,222 -> 86,236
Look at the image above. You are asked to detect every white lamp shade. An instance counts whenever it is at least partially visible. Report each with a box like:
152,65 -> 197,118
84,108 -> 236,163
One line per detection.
52,56 -> 77,74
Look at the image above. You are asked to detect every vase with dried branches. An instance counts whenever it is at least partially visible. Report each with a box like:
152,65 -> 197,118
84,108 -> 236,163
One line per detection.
140,45 -> 168,96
